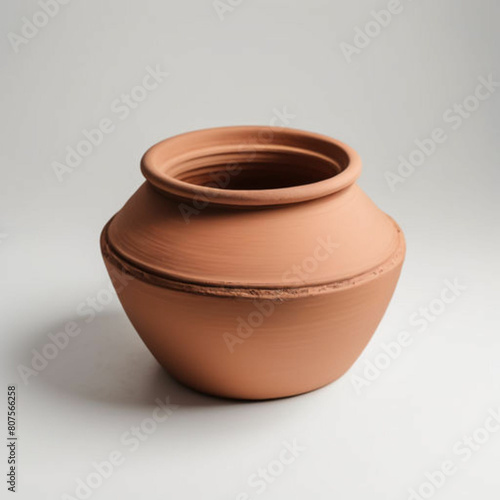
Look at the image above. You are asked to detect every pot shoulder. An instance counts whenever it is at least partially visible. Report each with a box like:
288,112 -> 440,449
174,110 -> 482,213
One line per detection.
105,183 -> 404,288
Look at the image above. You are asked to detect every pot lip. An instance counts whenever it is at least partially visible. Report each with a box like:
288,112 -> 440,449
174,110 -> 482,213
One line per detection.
101,219 -> 405,299
140,126 -> 362,207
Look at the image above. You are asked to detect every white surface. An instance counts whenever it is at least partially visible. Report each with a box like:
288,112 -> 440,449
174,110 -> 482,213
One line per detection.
1,0 -> 500,498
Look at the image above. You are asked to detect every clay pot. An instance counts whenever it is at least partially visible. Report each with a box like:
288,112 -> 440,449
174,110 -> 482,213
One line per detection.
101,126 -> 405,400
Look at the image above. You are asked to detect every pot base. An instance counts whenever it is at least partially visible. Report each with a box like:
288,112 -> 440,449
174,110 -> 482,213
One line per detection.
102,223 -> 404,400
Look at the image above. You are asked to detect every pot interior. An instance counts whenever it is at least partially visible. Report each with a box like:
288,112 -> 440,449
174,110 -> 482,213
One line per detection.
174,149 -> 340,190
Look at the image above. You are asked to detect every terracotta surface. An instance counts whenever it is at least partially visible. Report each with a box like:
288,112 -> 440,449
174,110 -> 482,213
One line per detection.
101,126 -> 406,400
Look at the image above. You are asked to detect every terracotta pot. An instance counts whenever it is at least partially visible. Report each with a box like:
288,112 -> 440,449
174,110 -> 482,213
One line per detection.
101,126 -> 405,400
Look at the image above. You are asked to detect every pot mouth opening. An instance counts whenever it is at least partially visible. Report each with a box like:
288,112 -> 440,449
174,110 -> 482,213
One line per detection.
141,126 -> 362,207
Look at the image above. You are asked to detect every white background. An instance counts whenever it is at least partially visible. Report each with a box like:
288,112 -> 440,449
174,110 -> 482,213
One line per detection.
1,0 -> 500,498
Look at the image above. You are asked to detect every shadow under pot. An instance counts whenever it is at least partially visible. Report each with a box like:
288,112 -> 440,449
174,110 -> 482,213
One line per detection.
101,126 -> 405,400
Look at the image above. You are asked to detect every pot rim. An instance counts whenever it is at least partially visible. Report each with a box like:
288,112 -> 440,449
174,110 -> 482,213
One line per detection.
140,126 -> 362,207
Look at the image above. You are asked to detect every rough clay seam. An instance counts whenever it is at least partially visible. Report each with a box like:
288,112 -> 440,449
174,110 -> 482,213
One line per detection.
101,221 -> 405,300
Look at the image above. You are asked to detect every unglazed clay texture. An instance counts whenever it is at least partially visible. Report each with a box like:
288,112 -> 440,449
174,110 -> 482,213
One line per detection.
101,126 -> 405,400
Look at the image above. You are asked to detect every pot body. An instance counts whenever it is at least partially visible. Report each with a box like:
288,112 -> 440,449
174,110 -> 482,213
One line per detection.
100,127 -> 405,400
